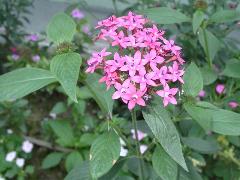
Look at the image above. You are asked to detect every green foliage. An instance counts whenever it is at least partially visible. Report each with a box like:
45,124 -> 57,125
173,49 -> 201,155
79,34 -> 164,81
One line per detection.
222,59 -> 240,78
183,62 -> 203,97
47,13 -> 76,44
210,10 -> 240,23
142,7 -> 190,24
41,152 -> 64,169
85,73 -> 114,116
50,53 -> 82,102
65,161 -> 91,180
200,66 -> 217,85
0,68 -> 56,101
90,131 -> 120,179
49,120 -> 75,147
143,103 -> 187,171
152,145 -> 178,180
65,151 -> 83,172
192,10 -> 205,34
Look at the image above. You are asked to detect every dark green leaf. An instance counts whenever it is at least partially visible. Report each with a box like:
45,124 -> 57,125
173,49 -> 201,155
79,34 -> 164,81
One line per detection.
0,68 -> 56,102
142,7 -> 190,24
64,161 -> 91,180
41,152 -> 64,169
49,120 -> 75,147
90,131 -> 120,178
65,151 -> 83,172
198,28 -> 220,61
182,137 -> 220,154
210,10 -> 240,23
192,10 -> 205,34
183,62 -> 203,97
85,73 -> 114,116
50,52 -> 82,102
143,104 -> 188,171
200,67 -> 217,85
222,59 -> 240,78
152,145 -> 177,180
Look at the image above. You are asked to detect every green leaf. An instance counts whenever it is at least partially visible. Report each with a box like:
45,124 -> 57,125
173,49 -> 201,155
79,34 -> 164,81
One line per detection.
210,10 -> 240,23
85,73 -> 114,116
49,120 -> 75,147
50,52 -> 82,102
183,101 -> 217,131
183,62 -> 203,97
182,137 -> 220,154
200,66 -> 217,85
143,104 -> 188,171
47,13 -> 76,44
142,7 -> 190,24
50,101 -> 67,115
198,28 -> 220,61
212,109 -> 240,136
41,152 -> 64,169
90,131 -> 120,178
222,59 -> 240,78
65,151 -> 83,172
192,10 -> 205,34
0,68 -> 56,102
64,161 -> 91,180
152,145 -> 177,180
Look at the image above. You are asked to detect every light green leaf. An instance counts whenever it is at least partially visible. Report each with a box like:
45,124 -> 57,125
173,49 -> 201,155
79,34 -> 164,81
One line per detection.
90,131 -> 120,179
210,10 -> 240,23
143,104 -> 188,171
47,13 -> 76,44
222,59 -> 240,78
65,161 -> 91,180
85,73 -> 114,116
198,28 -> 220,61
41,152 -> 64,169
50,101 -> 67,115
200,66 -> 217,85
50,52 -> 82,102
152,145 -> 177,180
183,62 -> 203,97
183,101 -> 217,131
49,120 -> 75,147
142,7 -> 190,24
212,109 -> 240,136
0,68 -> 56,102
182,137 -> 220,154
65,151 -> 83,172
192,10 -> 205,34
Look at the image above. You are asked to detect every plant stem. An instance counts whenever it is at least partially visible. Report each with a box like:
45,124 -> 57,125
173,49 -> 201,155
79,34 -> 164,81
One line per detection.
203,28 -> 212,68
131,109 -> 144,180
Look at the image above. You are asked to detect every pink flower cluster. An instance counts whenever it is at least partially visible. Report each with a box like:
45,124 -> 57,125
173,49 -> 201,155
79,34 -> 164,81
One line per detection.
86,12 -> 185,110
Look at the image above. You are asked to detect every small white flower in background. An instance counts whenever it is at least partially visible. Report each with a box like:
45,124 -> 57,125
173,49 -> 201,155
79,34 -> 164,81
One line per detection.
140,145 -> 148,154
32,55 -> 40,62
11,54 -> 20,61
7,129 -> 13,134
49,112 -> 57,119
0,26 -> 6,34
131,129 -> 147,141
5,151 -> 16,162
119,138 -> 126,146
120,146 -> 128,157
16,158 -> 25,168
22,140 -> 34,153
0,175 -> 5,180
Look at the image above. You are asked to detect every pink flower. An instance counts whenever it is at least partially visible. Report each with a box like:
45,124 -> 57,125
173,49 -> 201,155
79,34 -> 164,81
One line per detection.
131,129 -> 147,141
86,12 -> 185,110
143,49 -> 164,70
216,84 -> 225,94
124,87 -> 146,110
120,51 -> 146,77
198,90 -> 206,97
168,61 -> 184,83
71,8 -> 84,20
156,84 -> 178,106
32,55 -> 40,62
26,34 -> 39,42
228,101 -> 239,109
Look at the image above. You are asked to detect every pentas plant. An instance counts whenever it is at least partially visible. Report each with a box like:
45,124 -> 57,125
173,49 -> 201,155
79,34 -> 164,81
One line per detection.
86,12 -> 185,110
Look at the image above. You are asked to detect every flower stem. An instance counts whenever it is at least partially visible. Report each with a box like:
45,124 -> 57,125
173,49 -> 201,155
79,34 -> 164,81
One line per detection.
131,109 -> 144,180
